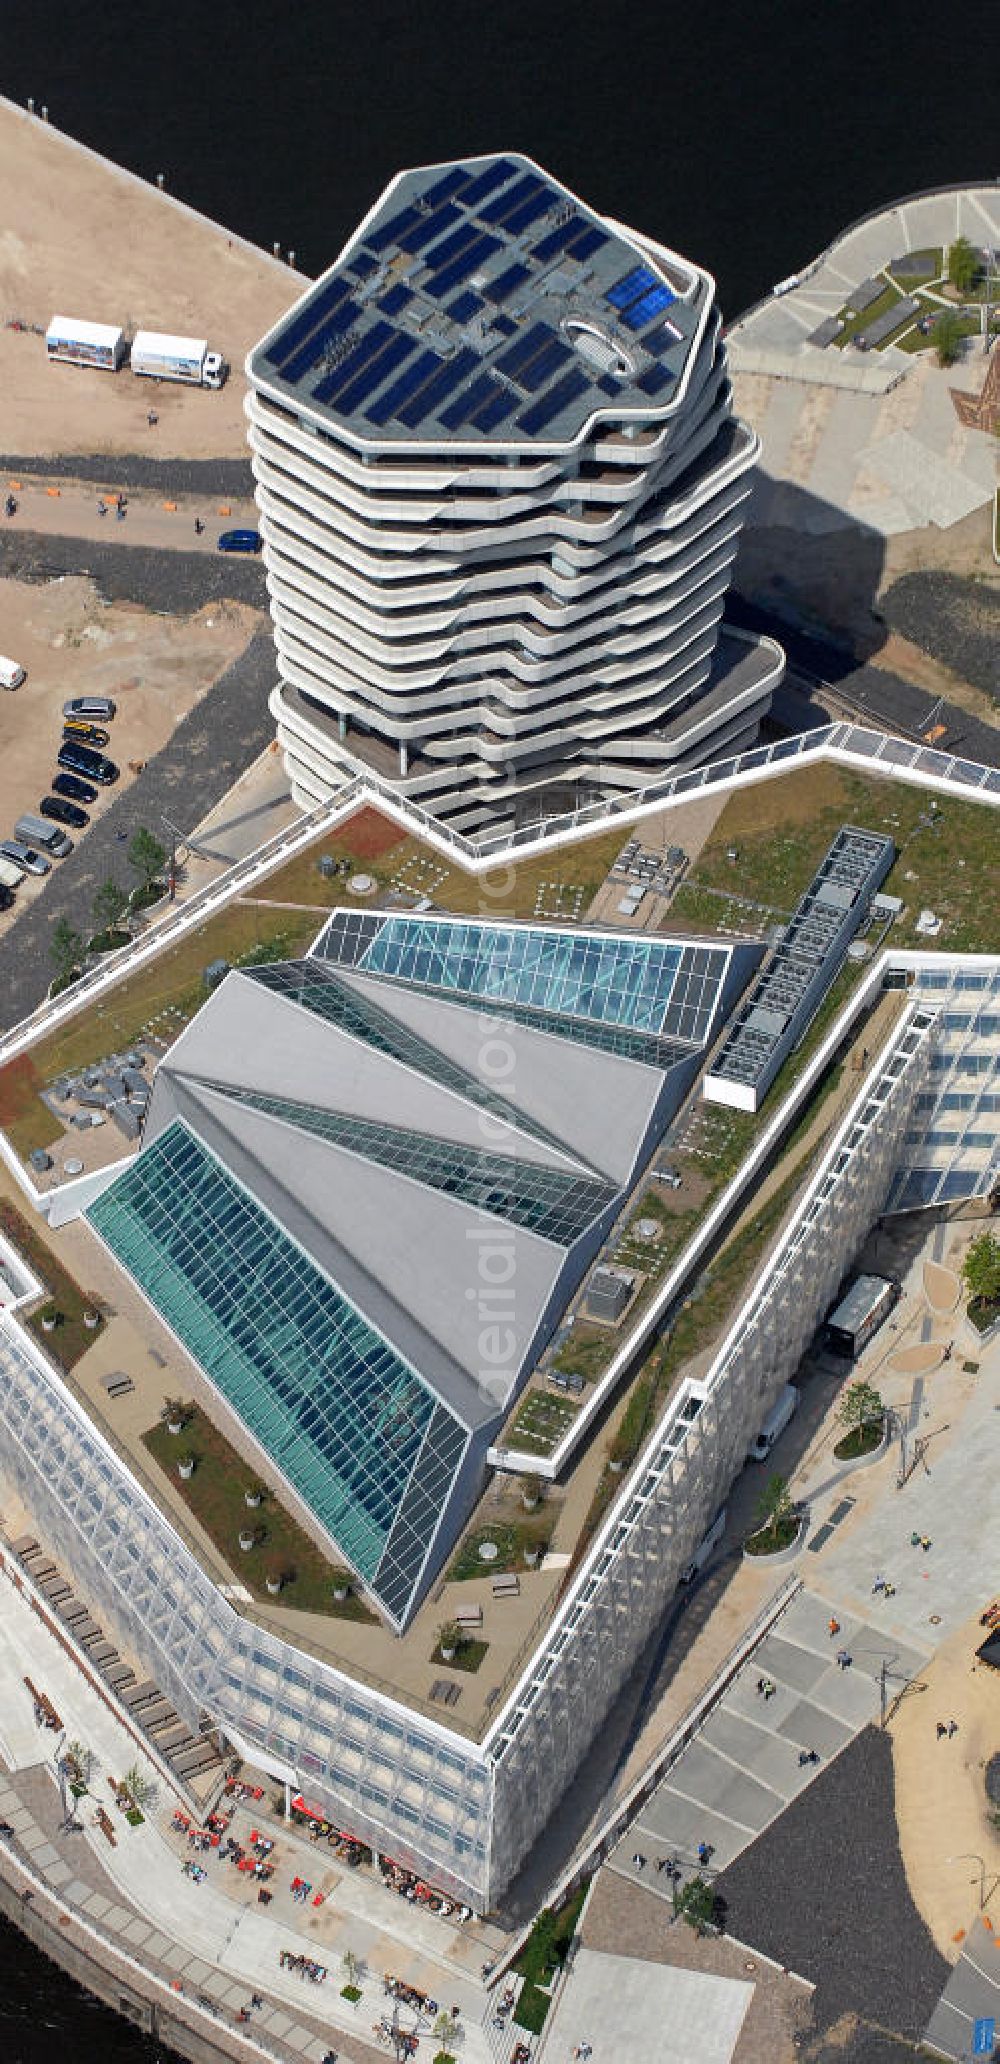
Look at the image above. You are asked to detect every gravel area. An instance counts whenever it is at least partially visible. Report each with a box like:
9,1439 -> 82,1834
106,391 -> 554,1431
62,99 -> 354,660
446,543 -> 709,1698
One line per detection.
0,531 -> 267,611
830,663 -> 1000,766
881,572 -> 1000,703
0,627 -> 278,1031
0,453 -> 255,497
712,1724 -> 949,2045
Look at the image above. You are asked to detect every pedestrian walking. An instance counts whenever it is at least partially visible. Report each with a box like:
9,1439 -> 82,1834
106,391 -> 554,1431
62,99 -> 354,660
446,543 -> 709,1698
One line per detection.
921,1537 -> 932,1553
756,1676 -> 766,1695
828,1617 -> 841,1638
936,1722 -> 947,1739
872,1574 -> 885,1594
947,1720 -> 958,1738
836,1648 -> 852,1669
194,516 -> 204,535
764,1678 -> 776,1700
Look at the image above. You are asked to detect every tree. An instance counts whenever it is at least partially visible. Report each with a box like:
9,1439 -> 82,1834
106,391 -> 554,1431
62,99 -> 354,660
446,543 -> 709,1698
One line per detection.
754,1472 -> 794,1545
342,1947 -> 361,1988
92,878 -> 129,935
935,310 -> 964,368
127,826 -> 167,890
948,236 -> 979,294
50,916 -> 84,985
837,1378 -> 884,1438
962,1233 -> 1000,1309
674,1875 -> 716,1935
122,1762 -> 156,1811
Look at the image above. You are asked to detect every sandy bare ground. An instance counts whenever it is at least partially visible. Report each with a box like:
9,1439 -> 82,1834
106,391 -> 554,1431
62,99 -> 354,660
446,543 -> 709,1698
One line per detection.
889,1616 -> 1000,1960
0,572 -> 261,933
0,97 -> 299,460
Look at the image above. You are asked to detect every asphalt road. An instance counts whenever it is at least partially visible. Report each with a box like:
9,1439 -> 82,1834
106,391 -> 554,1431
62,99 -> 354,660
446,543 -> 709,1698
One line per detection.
713,1722 -> 949,2046
781,664 -> 1000,769
0,530 -> 267,611
1,452 -> 255,498
0,627 -> 278,1033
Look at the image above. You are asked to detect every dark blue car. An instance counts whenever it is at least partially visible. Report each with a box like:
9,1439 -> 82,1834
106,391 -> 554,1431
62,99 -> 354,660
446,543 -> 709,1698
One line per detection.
217,528 -> 262,554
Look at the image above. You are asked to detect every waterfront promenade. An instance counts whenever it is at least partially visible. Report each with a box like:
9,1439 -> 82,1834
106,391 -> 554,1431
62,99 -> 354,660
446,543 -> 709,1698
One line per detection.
0,1563 -> 504,2064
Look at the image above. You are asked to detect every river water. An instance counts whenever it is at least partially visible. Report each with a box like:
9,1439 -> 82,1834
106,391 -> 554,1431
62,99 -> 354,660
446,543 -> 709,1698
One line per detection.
0,0 -> 980,2055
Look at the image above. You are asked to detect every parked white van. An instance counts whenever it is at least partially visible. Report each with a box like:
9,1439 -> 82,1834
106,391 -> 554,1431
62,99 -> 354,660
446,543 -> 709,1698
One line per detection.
0,656 -> 26,690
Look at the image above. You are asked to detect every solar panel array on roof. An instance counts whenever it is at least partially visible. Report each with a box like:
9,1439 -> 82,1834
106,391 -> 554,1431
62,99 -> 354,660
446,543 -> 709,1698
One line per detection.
256,154 -> 701,444
704,828 -> 895,1109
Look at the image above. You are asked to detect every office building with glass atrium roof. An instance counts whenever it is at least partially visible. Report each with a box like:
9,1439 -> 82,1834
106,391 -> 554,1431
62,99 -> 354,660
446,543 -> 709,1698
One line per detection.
247,154 -> 783,835
86,916 -> 760,1630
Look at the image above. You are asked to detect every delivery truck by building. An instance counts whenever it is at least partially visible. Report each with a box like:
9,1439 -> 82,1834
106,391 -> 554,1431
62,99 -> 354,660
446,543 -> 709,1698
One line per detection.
130,331 -> 227,388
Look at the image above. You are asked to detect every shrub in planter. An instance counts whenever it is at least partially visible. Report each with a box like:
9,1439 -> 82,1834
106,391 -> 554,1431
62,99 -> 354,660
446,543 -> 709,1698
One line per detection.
238,1528 -> 259,1552
40,1304 -> 60,1334
519,1472 -> 544,1512
437,1620 -> 462,1662
523,1544 -> 541,1567
341,1985 -> 362,2004
162,1399 -> 188,1435
83,1309 -> 100,1331
331,1569 -> 352,1601
244,1486 -> 263,1509
265,1569 -> 284,1596
177,1454 -> 196,1481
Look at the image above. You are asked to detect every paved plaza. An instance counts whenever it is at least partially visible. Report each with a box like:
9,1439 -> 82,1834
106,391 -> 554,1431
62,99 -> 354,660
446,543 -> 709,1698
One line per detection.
0,1566 -> 497,2063
606,1587 -> 927,1892
540,1945 -> 753,2064
925,1918 -> 1000,2061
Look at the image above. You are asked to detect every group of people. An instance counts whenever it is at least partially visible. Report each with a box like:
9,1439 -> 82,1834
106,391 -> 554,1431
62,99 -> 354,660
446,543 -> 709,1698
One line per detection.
278,1949 -> 327,1983
935,1719 -> 959,1740
96,493 -> 128,521
383,1974 -> 439,2014
378,1856 -> 470,1920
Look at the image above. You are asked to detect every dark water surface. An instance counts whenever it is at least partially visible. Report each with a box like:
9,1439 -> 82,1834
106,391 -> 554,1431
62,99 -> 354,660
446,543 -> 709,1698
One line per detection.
0,1 -> 984,2055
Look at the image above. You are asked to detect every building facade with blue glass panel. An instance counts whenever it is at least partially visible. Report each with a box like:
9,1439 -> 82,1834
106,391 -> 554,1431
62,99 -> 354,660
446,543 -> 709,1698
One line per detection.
246,154 -> 783,836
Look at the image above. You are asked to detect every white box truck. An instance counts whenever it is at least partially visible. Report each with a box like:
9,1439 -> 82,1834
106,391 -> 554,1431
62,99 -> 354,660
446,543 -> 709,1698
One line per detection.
130,330 -> 227,389
749,1384 -> 798,1462
46,316 -> 125,372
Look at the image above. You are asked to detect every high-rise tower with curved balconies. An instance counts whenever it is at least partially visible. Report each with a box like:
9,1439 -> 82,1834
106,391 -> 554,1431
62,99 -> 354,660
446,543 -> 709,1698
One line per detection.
246,155 -> 782,836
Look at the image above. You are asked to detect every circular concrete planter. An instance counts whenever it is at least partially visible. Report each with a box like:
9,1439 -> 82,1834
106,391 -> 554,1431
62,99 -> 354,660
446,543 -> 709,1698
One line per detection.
238,1530 -> 257,1553
833,1421 -> 889,1474
244,1490 -> 262,1509
83,1310 -> 100,1331
743,1516 -> 807,1566
177,1458 -> 195,1481
265,1575 -> 283,1597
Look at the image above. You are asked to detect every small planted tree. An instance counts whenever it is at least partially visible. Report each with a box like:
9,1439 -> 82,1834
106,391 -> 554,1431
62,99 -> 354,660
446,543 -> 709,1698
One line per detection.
836,1378 -> 885,1457
122,1762 -> 156,1812
674,1874 -> 716,1935
948,235 -> 979,294
751,1473 -> 795,1551
341,1947 -> 362,2001
437,1619 -> 462,1661
50,916 -> 84,987
962,1232 -> 1000,1311
934,310 -> 964,367
127,826 -> 167,893
91,878 -> 129,938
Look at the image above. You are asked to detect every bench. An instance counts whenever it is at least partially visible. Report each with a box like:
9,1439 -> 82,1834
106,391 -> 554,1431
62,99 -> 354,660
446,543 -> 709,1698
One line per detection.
455,1606 -> 483,1630
492,1574 -> 520,1599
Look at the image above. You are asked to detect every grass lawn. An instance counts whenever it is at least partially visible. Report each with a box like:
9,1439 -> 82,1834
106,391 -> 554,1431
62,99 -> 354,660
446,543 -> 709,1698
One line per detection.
506,1389 -> 579,1456
833,1419 -> 885,1461
449,1513 -> 551,1581
896,314 -> 980,355
551,1326 -> 615,1381
691,766 -> 999,954
429,1636 -> 489,1673
513,1982 -> 551,2034
832,281 -> 905,348
142,1407 -> 375,1621
745,1513 -> 801,1554
0,1199 -> 105,1370
669,881 -> 783,932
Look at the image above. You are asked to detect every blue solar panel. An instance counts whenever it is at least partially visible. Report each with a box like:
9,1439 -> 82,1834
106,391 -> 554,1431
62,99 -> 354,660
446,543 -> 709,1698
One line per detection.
492,314 -> 517,335
471,386 -> 519,431
334,332 -> 416,414
459,158 -> 519,211
428,235 -> 501,299
368,204 -> 422,252
439,372 -> 497,431
421,167 -> 470,210
504,190 -> 555,237
395,346 -> 479,427
266,279 -> 352,371
530,219 -> 581,265
644,319 -> 685,358
518,336 -> 571,390
312,321 -> 393,405
280,298 -> 360,386
637,361 -> 673,396
446,290 -> 484,323
398,201 -> 463,254
423,221 -> 480,274
495,322 -> 551,379
622,284 -> 677,329
516,367 -> 590,435
597,374 -> 622,395
565,224 -> 609,261
607,266 -> 657,308
350,251 -> 379,281
379,282 -> 413,317
364,348 -> 443,427
480,173 -> 544,226
484,263 -> 531,305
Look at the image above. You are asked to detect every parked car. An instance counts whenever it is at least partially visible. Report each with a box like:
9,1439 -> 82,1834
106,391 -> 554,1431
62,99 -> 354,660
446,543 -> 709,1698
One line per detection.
63,696 -> 117,721
57,741 -> 118,786
40,795 -> 89,830
62,721 -> 110,749
217,528 -> 262,554
655,1166 -> 683,1189
0,884 -> 13,911
0,839 -> 50,877
52,771 -> 98,805
0,656 -> 26,690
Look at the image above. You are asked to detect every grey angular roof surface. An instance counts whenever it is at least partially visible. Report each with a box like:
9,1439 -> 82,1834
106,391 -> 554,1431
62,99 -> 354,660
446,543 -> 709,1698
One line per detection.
250,153 -> 706,448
